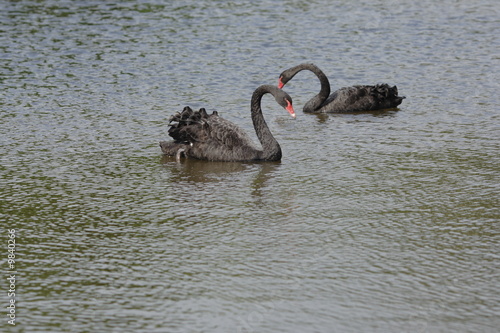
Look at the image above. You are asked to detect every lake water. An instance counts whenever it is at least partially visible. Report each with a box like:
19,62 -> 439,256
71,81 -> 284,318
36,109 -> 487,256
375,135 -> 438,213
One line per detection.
1,0 -> 499,332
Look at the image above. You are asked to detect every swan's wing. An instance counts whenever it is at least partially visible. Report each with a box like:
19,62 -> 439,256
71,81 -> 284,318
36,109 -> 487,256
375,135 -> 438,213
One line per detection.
322,90 -> 339,105
321,84 -> 403,112
168,107 -> 257,149
203,114 -> 258,149
324,86 -> 371,105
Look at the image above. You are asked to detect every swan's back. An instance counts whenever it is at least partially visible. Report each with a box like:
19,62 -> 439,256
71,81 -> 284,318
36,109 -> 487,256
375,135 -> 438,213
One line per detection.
166,106 -> 261,161
320,84 -> 405,113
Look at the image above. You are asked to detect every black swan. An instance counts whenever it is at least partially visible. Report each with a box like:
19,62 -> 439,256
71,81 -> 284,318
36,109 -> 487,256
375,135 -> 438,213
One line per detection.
278,63 -> 405,113
159,85 -> 295,162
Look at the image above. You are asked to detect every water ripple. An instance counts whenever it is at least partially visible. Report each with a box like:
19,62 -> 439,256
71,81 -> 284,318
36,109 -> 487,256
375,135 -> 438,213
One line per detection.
2,0 -> 499,332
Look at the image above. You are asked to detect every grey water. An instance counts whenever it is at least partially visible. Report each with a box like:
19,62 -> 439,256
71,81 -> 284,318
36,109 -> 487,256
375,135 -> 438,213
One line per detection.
1,0 -> 499,332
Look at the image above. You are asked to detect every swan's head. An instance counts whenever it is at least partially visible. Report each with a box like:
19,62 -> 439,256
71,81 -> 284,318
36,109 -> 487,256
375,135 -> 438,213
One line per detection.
278,75 -> 286,89
278,63 -> 316,89
278,68 -> 296,89
278,71 -> 294,89
276,90 -> 296,119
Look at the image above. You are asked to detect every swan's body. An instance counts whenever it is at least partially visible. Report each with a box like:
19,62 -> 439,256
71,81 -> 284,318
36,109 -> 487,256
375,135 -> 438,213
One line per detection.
278,63 -> 405,113
160,85 -> 295,162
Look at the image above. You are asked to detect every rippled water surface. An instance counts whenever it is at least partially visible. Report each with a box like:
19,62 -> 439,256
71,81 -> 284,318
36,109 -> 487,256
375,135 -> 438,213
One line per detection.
1,0 -> 499,332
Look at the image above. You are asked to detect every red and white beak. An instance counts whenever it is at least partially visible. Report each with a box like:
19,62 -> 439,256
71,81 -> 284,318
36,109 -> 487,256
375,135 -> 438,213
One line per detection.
285,99 -> 296,119
278,76 -> 285,89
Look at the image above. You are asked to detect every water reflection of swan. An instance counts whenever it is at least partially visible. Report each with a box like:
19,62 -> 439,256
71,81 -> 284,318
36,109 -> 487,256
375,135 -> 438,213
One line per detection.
160,155 -> 279,187
161,155 -> 247,182
249,162 -> 281,200
160,157 -> 295,217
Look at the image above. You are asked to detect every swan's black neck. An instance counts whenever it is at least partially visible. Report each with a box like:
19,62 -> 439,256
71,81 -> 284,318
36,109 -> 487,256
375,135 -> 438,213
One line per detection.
290,64 -> 330,113
251,85 -> 282,161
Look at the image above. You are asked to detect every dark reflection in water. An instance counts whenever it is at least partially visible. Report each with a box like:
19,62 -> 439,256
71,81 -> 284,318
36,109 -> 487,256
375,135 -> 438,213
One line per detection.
249,162 -> 281,199
160,155 -> 284,207
161,155 -> 250,179
311,107 -> 401,123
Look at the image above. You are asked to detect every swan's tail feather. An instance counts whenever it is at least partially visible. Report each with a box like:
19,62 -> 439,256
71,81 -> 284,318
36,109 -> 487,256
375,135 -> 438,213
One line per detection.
370,84 -> 405,108
166,106 -> 219,144
369,84 -> 395,98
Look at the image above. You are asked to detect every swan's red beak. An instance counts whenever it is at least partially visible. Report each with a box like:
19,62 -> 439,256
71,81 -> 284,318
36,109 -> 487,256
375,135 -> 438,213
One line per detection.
278,76 -> 285,89
285,99 -> 296,119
